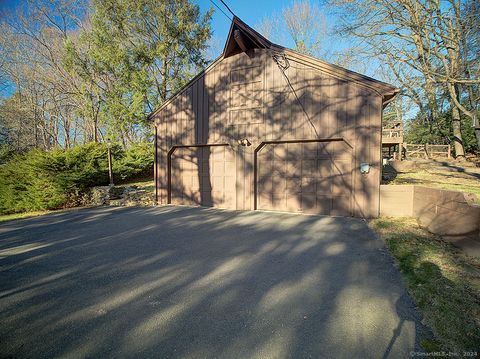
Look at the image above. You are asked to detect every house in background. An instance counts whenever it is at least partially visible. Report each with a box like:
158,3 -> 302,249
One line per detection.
148,17 -> 398,218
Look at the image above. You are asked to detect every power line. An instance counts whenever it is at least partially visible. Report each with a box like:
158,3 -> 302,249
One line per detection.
271,52 -> 320,139
219,0 -> 236,17
209,0 -> 232,21
236,26 -> 321,139
209,0 -> 319,139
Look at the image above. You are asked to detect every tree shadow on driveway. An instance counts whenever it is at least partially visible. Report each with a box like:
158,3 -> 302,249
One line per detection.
0,206 -> 430,358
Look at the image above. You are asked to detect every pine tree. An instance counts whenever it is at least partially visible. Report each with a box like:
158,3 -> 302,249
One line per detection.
65,0 -> 212,145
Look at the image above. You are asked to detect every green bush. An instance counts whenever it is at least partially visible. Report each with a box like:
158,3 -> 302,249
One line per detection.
0,150 -> 65,214
0,142 -> 153,215
113,142 -> 154,180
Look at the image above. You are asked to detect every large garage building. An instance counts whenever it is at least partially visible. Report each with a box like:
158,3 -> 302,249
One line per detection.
149,17 -> 398,218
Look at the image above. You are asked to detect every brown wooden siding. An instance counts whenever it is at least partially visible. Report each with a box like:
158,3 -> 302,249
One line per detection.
154,48 -> 383,217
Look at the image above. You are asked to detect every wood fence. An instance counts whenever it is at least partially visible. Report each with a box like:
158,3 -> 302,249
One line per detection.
404,143 -> 451,159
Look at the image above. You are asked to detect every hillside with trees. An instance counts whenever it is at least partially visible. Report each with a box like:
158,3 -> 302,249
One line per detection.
0,0 -> 212,157
0,0 -> 212,214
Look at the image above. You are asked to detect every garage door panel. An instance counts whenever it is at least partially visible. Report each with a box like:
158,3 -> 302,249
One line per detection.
321,141 -> 335,156
212,176 -> 224,188
285,195 -> 301,212
331,196 -> 351,216
301,193 -> 317,212
224,191 -> 235,206
257,141 -> 353,216
317,177 -> 332,194
170,145 -> 235,209
302,177 -> 316,193
317,159 -> 332,174
285,162 -> 298,176
271,167 -> 285,178
272,178 -> 286,193
286,147 -> 297,161
259,166 -> 272,178
258,146 -> 273,160
211,190 -> 224,205
289,161 -> 302,174
259,177 -> 273,193
317,142 -> 327,156
303,142 -> 318,158
272,193 -> 286,210
302,159 -> 316,176
316,195 -> 332,215
274,145 -> 287,159
259,193 -> 273,210
286,177 -> 301,191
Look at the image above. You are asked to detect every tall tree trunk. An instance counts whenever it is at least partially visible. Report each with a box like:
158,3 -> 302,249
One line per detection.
475,128 -> 480,150
64,118 -> 70,148
161,55 -> 168,103
471,111 -> 480,152
473,110 -> 480,151
93,119 -> 98,142
451,101 -> 465,159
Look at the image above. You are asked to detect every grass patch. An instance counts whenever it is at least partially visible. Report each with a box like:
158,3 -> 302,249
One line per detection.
390,168 -> 480,203
370,217 -> 480,353
123,178 -> 154,192
0,207 -> 91,223
0,210 -> 55,222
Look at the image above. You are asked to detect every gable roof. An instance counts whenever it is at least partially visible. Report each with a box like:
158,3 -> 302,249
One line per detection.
222,16 -> 278,58
148,16 -> 399,121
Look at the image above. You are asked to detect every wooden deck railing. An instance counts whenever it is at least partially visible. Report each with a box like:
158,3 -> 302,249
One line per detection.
382,129 -> 404,139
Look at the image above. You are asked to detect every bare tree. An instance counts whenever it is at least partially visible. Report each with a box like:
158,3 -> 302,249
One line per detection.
330,0 -> 480,157
257,0 -> 328,57
283,0 -> 327,56
0,0 -> 93,149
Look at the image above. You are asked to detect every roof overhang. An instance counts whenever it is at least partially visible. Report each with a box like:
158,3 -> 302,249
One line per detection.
382,89 -> 401,109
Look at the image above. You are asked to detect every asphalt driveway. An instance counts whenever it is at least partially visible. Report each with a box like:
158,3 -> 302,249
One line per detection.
0,206 -> 428,358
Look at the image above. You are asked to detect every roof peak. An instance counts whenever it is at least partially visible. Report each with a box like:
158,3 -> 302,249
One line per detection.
222,16 -> 281,58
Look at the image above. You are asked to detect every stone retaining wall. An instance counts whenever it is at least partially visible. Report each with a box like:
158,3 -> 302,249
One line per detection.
380,185 -> 480,237
82,186 -> 155,207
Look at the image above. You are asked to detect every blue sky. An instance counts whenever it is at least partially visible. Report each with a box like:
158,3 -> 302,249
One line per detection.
196,0 -> 340,56
1,0 -> 377,97
0,0 -> 19,14
196,0 -> 293,43
0,0 -> 300,35
0,0 -> 332,52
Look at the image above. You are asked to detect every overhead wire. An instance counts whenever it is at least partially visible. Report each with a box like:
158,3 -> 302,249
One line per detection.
209,0 -> 232,21
210,0 -> 320,139
270,51 -> 320,139
219,0 -> 236,17
236,23 -> 321,139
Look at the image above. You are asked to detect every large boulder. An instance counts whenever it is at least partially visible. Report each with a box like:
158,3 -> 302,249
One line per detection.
414,187 -> 480,236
